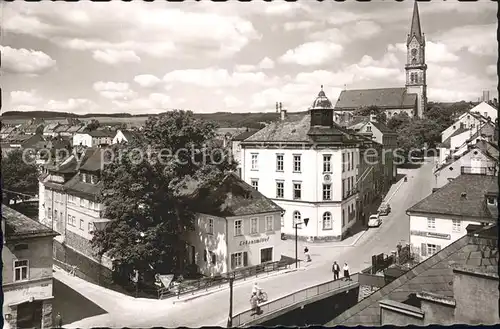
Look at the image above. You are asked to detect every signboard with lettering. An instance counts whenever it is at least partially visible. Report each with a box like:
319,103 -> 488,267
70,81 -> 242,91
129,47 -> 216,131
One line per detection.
4,280 -> 53,305
410,230 -> 451,240
239,236 -> 270,247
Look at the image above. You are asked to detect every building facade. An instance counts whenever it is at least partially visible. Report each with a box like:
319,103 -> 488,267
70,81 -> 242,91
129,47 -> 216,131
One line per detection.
184,173 -> 283,276
240,87 -> 384,241
2,206 -> 58,329
407,174 -> 497,261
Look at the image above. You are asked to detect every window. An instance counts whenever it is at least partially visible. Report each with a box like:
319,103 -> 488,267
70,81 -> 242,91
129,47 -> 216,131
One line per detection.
79,218 -> 84,230
250,218 -> 258,234
14,260 -> 29,282
351,152 -> 355,169
426,244 -> 439,256
322,212 -> 332,230
342,179 -> 346,198
452,220 -> 461,233
347,152 -> 351,170
323,184 -> 332,201
55,210 -> 58,220
293,155 -> 301,173
347,178 -> 351,194
251,179 -> 259,190
231,251 -> 247,269
276,154 -> 284,171
79,198 -> 84,207
342,209 -> 345,227
323,154 -> 331,173
487,196 -> 496,205
281,211 -> 284,227
342,153 -> 346,172
276,181 -> 284,198
293,182 -> 302,200
260,247 -> 273,263
367,126 -> 372,132
293,211 -> 301,227
427,217 -> 436,229
234,220 -> 242,236
265,216 -> 274,232
208,218 -> 214,234
72,216 -> 76,226
211,251 -> 216,265
251,153 -> 258,170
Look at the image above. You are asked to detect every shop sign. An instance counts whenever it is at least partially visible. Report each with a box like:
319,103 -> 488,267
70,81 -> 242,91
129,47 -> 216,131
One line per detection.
5,281 -> 52,304
410,230 -> 451,240
239,236 -> 270,246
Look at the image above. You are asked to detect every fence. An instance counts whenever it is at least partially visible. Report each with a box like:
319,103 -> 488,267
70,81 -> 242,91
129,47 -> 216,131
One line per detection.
231,273 -> 359,326
158,258 -> 299,300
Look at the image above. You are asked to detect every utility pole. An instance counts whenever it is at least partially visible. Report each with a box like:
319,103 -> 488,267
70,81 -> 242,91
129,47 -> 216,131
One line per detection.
294,218 -> 309,268
227,276 -> 234,327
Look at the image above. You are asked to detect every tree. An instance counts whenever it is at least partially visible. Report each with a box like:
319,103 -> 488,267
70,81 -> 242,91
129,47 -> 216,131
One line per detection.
86,119 -> 100,131
92,110 -> 237,282
354,105 -> 387,125
1,150 -> 39,205
387,112 -> 411,131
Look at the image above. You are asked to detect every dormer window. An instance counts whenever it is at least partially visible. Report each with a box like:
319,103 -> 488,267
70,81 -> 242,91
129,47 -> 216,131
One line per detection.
487,196 -> 496,205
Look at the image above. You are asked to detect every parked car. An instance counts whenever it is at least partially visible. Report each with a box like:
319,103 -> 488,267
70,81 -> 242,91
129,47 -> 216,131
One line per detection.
368,214 -> 382,227
378,203 -> 391,216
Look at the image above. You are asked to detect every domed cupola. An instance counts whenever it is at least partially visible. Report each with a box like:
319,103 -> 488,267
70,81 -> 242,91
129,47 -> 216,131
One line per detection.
309,85 -> 334,127
310,85 -> 333,110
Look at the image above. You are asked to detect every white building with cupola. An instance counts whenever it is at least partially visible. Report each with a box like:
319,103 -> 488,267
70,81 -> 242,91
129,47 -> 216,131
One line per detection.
239,87 -> 387,241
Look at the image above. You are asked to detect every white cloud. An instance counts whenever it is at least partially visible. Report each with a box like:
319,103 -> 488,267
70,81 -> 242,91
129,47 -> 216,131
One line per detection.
134,74 -> 162,88
388,42 -> 459,63
279,42 -> 343,66
112,93 -> 174,113
46,98 -> 98,113
264,2 -> 311,17
223,95 -> 244,109
434,24 -> 496,56
283,21 -> 316,32
162,68 -> 277,88
92,49 -> 141,65
486,65 -> 496,76
234,64 -> 257,73
310,21 -> 382,44
93,81 -> 137,100
258,57 -> 275,70
10,90 -> 43,105
4,2 -> 260,59
0,46 -> 56,75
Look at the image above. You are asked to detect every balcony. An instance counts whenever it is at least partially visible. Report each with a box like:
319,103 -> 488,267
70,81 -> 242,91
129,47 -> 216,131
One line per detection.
460,166 -> 488,175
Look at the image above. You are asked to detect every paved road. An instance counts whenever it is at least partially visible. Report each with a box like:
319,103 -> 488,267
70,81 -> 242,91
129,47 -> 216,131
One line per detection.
67,159 -> 436,328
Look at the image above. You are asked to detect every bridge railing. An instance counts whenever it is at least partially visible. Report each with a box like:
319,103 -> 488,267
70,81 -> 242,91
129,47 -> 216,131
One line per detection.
231,273 -> 359,327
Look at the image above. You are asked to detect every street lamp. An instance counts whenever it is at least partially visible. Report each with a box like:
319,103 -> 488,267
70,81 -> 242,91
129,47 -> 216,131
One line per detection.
226,276 -> 235,327
294,218 -> 309,268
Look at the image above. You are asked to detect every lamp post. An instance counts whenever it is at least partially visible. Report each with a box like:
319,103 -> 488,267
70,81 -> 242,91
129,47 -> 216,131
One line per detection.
294,218 -> 309,268
226,276 -> 234,327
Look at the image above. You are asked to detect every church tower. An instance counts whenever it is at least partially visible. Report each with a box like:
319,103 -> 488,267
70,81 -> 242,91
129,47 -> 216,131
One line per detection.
405,1 -> 427,118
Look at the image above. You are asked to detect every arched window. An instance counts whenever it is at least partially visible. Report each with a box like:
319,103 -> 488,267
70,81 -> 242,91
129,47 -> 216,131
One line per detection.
293,211 -> 301,228
322,212 -> 332,230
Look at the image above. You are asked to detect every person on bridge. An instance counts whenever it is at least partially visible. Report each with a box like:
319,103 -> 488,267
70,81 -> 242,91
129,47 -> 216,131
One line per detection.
250,293 -> 262,315
252,282 -> 262,296
343,263 -> 351,281
332,261 -> 340,280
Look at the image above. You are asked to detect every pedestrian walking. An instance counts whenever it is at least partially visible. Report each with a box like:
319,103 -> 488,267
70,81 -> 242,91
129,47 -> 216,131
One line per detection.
343,263 -> 351,281
332,261 -> 340,280
55,312 -> 63,328
304,246 -> 311,262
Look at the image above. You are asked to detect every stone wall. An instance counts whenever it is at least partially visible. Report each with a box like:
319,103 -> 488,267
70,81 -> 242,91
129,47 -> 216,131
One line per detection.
42,300 -> 53,329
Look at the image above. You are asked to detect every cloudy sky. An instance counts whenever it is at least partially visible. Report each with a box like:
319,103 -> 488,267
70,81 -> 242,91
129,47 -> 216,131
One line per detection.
1,1 -> 497,115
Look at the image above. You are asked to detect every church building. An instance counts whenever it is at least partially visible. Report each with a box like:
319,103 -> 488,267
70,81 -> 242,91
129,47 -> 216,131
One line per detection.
334,1 -> 427,119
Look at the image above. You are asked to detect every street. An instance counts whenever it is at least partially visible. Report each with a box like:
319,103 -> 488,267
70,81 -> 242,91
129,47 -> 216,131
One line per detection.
65,158 -> 436,328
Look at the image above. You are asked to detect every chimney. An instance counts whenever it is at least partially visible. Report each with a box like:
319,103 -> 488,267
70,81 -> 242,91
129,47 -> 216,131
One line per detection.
482,90 -> 490,102
281,107 -> 287,121
276,102 -> 279,113
370,113 -> 377,122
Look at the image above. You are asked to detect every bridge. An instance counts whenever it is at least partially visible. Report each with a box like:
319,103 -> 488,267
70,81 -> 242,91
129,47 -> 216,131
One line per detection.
230,273 -> 360,327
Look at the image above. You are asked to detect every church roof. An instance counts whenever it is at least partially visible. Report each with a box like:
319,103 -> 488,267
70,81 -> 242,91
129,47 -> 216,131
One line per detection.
334,88 -> 417,111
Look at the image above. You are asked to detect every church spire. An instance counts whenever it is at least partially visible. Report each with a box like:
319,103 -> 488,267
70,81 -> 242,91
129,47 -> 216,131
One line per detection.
408,1 -> 423,45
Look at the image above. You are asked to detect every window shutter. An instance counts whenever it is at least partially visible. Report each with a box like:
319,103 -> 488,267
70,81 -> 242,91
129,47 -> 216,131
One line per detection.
436,245 -> 441,252
243,252 -> 248,267
204,250 -> 207,262
421,243 -> 427,256
231,254 -> 235,270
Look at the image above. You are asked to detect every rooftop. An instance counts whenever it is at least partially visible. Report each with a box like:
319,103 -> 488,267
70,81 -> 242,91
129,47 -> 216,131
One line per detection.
331,224 -> 498,326
185,173 -> 283,217
3,205 -> 58,241
334,88 -> 417,110
232,129 -> 259,141
406,174 -> 498,219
